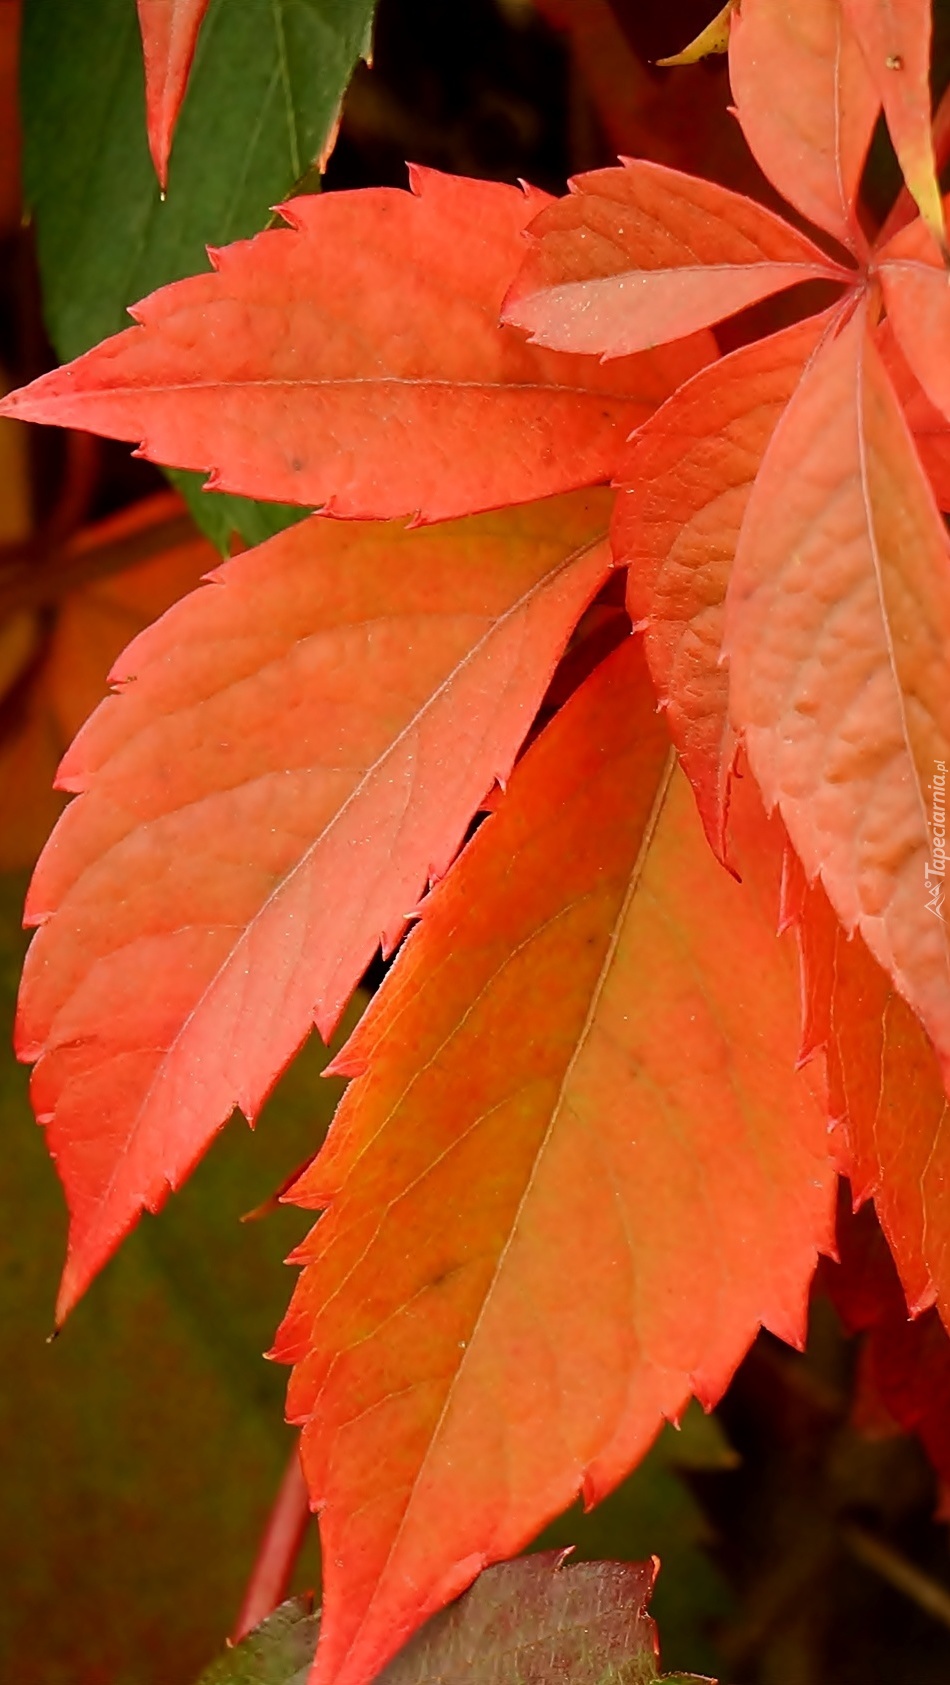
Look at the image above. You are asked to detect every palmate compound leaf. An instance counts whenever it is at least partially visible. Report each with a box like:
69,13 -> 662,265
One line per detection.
724,298 -> 950,1093
613,313 -> 834,862
728,0 -> 879,252
500,158 -> 851,359
136,0 -> 210,189
611,306 -> 950,873
17,490 -> 614,1323
0,168 -> 713,524
272,636 -> 834,1685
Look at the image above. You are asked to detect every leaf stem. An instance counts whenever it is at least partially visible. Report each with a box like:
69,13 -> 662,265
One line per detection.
231,1443 -> 312,1644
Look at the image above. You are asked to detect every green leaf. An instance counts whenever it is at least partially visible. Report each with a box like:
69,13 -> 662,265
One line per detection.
21,0 -> 374,550
195,1598 -> 320,1685
165,468 -> 311,555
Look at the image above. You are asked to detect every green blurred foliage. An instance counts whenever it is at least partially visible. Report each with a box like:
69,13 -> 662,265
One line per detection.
0,874 -> 356,1684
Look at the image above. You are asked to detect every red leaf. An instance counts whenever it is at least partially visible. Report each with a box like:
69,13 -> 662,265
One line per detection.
614,313 -> 832,859
840,0 -> 945,249
794,874 -> 950,1323
136,0 -> 209,190
501,159 -> 850,358
725,300 -> 950,1085
728,0 -> 879,252
19,492 -> 612,1322
0,170 -> 712,523
877,207 -> 950,421
273,637 -> 833,1685
824,1198 -> 950,1495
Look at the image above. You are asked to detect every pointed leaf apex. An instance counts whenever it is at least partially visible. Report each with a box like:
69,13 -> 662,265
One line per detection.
656,0 -> 737,66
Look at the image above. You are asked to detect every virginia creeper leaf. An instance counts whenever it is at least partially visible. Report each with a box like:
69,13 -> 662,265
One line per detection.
21,0 -> 376,549
614,313 -> 831,860
273,637 -> 833,1685
878,206 -> 950,421
725,300 -> 950,1087
17,492 -> 613,1322
876,66 -> 950,246
136,0 -> 210,189
840,0 -> 946,249
793,871 -> 950,1324
876,318 -> 950,511
196,1556 -> 709,1685
728,0 -> 879,251
22,0 -> 376,358
0,170 -> 712,523
501,159 -> 850,358
376,1553 -> 708,1685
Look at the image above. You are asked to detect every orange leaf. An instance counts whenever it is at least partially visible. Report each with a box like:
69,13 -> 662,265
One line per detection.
793,869 -> 950,1324
0,169 -> 713,523
615,313 -> 832,859
17,492 -> 613,1322
274,637 -> 833,1685
136,0 -> 210,190
876,317 -> 950,511
725,300 -> 950,1086
729,0 -> 879,252
840,0 -> 946,250
502,159 -> 850,358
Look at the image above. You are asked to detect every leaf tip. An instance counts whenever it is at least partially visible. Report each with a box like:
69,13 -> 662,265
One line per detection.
656,1 -> 735,66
